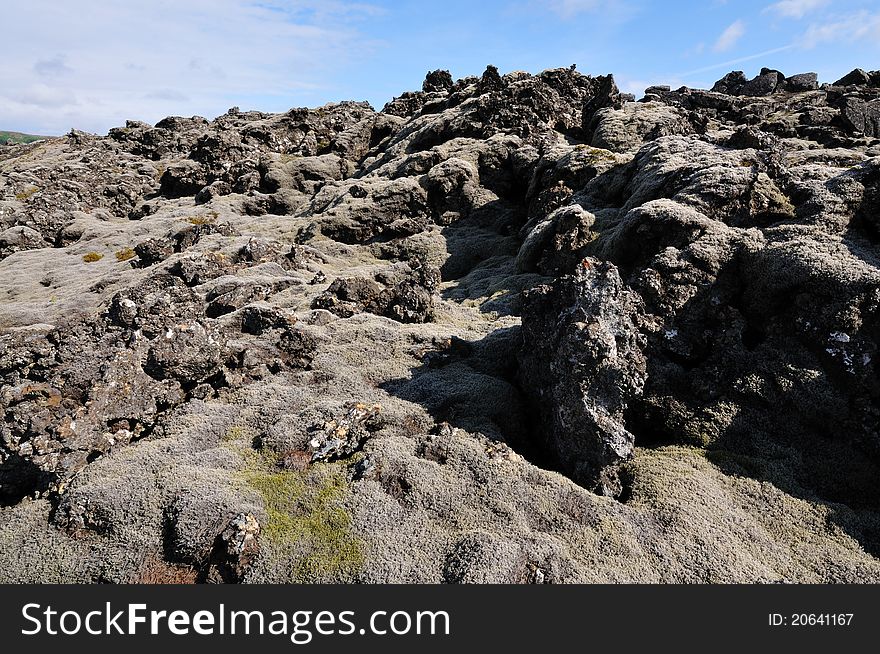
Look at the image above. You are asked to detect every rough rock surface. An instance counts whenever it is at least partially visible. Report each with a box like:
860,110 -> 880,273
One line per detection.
2,65 -> 880,583
520,259 -> 649,496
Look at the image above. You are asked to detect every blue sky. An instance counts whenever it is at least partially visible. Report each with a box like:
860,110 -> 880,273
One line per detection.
2,0 -> 879,135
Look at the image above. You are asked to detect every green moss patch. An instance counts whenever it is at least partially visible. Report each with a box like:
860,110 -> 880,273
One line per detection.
239,448 -> 364,582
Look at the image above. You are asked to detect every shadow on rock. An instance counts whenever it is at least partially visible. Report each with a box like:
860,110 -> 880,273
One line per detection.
379,327 -> 555,472
705,401 -> 880,558
616,240 -> 880,555
0,454 -> 53,507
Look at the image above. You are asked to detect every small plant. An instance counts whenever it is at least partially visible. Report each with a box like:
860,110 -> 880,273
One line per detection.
134,555 -> 198,584
279,449 -> 311,472
82,252 -> 103,263
575,145 -> 617,165
187,211 -> 218,226
15,186 -> 39,201
115,247 -> 136,262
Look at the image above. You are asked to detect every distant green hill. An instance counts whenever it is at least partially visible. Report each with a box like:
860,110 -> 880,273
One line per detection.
0,131 -> 51,144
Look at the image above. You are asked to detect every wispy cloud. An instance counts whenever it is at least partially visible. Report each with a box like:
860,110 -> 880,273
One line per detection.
713,19 -> 746,52
33,54 -> 74,78
0,0 -> 383,135
677,44 -> 795,78
254,0 -> 386,21
544,0 -> 603,17
763,0 -> 828,19
799,10 -> 880,48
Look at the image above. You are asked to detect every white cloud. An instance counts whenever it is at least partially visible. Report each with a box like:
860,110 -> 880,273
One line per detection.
713,19 -> 746,52
0,0 -> 382,135
764,0 -> 828,19
799,10 -> 880,48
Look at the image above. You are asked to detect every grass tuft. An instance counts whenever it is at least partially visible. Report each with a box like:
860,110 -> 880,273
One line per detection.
115,247 -> 136,262
15,186 -> 39,201
187,211 -> 218,226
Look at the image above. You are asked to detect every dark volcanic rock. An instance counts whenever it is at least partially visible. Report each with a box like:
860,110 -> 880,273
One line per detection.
785,72 -> 819,92
838,96 -> 880,137
834,68 -> 872,87
422,69 -> 454,93
711,71 -> 747,95
741,70 -> 779,97
204,513 -> 261,583
144,322 -> 223,382
519,259 -> 648,496
314,259 -> 440,323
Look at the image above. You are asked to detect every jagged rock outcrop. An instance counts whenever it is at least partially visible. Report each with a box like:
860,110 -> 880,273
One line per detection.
519,259 -> 649,495
2,64 -> 880,583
